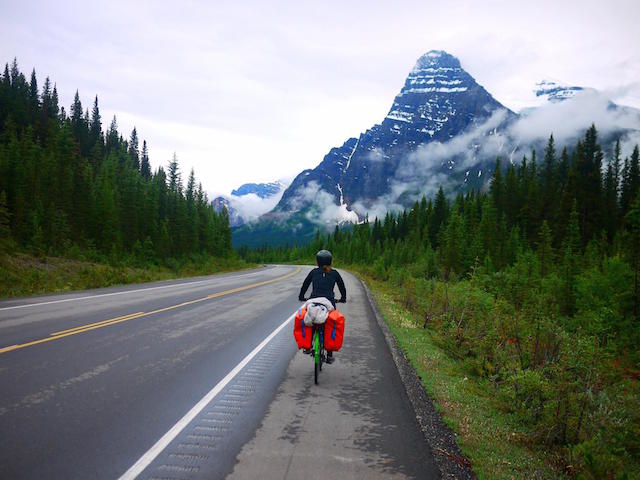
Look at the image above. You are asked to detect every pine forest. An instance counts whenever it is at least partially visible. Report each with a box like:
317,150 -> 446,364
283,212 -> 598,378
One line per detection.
0,59 -> 233,266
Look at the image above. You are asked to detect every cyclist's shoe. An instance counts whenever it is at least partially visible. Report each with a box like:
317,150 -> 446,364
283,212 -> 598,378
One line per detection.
326,355 -> 335,364
303,348 -> 312,354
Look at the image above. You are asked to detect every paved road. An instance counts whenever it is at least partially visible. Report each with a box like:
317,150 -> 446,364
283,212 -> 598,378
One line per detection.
0,265 -> 438,479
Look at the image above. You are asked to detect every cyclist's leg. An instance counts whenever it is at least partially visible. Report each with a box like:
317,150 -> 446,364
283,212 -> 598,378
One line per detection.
326,350 -> 334,363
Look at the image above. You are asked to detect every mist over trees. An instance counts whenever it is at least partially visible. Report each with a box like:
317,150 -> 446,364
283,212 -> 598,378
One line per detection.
0,59 -> 232,261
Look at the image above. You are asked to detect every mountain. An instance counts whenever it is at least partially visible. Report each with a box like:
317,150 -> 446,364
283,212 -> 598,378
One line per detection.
277,50 -> 514,214
213,181 -> 287,227
534,79 -> 585,103
233,51 -> 640,248
234,50 -> 515,246
211,196 -> 244,227
231,181 -> 284,198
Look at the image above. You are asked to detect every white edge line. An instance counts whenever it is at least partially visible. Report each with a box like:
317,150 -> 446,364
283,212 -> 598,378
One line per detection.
118,310 -> 297,480
0,267 -> 278,311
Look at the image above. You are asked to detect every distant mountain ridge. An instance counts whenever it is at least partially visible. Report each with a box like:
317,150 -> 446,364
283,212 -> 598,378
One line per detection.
231,181 -> 284,198
213,181 -> 287,227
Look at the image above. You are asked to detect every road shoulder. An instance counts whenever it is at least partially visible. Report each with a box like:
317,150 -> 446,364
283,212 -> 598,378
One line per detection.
361,278 -> 475,480
227,271 -> 440,480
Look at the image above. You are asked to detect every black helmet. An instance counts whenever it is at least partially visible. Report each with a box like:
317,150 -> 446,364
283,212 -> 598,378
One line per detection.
316,249 -> 333,267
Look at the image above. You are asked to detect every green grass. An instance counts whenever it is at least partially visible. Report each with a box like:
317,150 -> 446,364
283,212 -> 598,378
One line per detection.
0,252 -> 253,298
365,276 -> 565,479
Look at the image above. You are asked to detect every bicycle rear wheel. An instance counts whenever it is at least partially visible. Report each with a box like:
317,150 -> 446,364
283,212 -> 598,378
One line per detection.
314,329 -> 319,385
314,356 -> 319,384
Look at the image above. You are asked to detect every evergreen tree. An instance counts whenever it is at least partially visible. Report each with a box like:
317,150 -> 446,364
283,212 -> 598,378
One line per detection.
51,84 -> 59,118
504,162 -> 519,228
621,146 -> 640,216
613,138 -> 622,198
537,220 -> 554,277
541,134 -> 557,223
128,127 -> 140,170
561,201 -> 582,315
89,96 -> 102,146
105,115 -> 119,154
140,140 -> 151,180
430,186 -> 448,248
603,157 -> 618,241
578,125 -> 604,242
490,157 -> 504,217
441,208 -> 465,278
167,152 -> 181,194
10,58 -> 19,85
28,69 -> 39,123
0,190 -> 11,250
625,194 -> 640,320
479,200 -> 500,268
185,168 -> 198,252
70,90 -> 84,136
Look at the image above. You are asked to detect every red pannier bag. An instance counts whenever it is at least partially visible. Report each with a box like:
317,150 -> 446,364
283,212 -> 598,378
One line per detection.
293,307 -> 312,349
324,309 -> 345,351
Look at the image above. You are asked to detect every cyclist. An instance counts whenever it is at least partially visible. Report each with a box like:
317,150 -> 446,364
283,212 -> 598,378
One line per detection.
298,249 -> 346,364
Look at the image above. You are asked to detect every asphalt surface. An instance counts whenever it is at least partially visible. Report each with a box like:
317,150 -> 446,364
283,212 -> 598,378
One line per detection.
0,265 -> 440,479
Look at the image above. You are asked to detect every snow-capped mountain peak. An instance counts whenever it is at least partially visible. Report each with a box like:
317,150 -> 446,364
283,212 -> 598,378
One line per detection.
535,79 -> 584,103
233,50 -> 514,246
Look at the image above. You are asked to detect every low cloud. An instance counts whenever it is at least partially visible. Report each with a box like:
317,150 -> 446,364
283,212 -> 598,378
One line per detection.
285,181 -> 358,226
276,89 -> 640,227
365,147 -> 386,162
219,182 -> 288,224
512,89 -> 640,146
347,91 -> 640,221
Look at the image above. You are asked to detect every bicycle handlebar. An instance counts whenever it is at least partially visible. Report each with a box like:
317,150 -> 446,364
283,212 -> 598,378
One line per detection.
299,297 -> 346,304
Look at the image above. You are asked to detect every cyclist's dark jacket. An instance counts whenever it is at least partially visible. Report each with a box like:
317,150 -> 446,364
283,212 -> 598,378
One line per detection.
299,267 -> 346,307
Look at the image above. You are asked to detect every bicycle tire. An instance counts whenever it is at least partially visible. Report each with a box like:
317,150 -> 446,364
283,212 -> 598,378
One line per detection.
314,329 -> 319,385
314,357 -> 319,384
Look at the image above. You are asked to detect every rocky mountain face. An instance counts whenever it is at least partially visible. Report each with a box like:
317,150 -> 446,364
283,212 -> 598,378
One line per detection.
276,50 -> 514,218
211,196 -> 243,227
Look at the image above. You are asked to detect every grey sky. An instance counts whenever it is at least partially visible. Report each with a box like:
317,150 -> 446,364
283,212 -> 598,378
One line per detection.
2,0 -> 639,197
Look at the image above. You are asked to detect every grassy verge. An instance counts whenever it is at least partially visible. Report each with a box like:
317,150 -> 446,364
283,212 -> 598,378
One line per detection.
0,252 -> 253,298
362,274 -> 564,479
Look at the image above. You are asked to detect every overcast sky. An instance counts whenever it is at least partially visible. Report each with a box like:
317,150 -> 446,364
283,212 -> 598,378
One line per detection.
2,0 -> 639,197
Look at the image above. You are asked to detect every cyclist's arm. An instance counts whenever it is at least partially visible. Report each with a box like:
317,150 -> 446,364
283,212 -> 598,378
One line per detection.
299,270 -> 313,301
335,270 -> 346,302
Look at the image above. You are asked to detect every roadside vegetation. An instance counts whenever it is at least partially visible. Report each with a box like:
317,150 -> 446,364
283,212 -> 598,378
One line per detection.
0,59 -> 243,297
0,252 -> 247,298
242,127 -> 640,479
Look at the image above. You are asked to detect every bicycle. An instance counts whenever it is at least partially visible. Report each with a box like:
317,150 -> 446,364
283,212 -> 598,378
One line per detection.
311,324 -> 325,385
301,297 -> 345,385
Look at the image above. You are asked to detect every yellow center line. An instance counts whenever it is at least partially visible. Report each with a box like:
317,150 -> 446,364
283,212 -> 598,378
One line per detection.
207,267 -> 301,298
1,266 -> 302,355
50,312 -> 146,336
